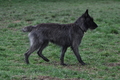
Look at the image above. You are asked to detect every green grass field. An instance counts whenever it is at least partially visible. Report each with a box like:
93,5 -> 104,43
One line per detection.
0,0 -> 120,80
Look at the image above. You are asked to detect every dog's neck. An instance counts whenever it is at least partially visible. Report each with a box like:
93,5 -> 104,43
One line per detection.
74,20 -> 88,32
74,23 -> 87,33
79,26 -> 86,33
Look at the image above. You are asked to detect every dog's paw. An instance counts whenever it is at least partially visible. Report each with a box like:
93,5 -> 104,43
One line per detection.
60,63 -> 67,66
45,59 -> 50,62
81,62 -> 86,66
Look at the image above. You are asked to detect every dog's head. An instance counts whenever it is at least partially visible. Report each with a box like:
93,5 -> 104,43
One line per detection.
75,9 -> 98,32
22,25 -> 36,32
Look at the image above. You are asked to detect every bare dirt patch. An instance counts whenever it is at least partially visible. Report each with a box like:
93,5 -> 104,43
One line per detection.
107,62 -> 120,67
37,76 -> 84,80
13,20 -> 21,23
16,76 -> 84,80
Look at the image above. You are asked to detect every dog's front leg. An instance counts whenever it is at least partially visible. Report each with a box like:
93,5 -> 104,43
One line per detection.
71,45 -> 86,65
60,46 -> 67,66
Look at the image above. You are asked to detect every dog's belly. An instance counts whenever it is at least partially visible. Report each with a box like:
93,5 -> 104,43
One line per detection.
49,38 -> 71,47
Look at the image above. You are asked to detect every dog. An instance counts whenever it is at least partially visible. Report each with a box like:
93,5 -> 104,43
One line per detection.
22,9 -> 98,65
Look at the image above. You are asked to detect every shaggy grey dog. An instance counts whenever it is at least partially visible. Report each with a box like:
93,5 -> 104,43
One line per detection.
22,9 -> 98,65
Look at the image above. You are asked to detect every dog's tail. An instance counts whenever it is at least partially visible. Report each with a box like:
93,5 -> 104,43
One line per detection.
22,25 -> 37,32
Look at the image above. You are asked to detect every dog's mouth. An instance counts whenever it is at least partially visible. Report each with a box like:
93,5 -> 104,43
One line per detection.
90,26 -> 98,30
90,27 -> 97,31
90,29 -> 94,31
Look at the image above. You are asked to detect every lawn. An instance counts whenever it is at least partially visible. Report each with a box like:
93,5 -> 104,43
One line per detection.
0,0 -> 120,80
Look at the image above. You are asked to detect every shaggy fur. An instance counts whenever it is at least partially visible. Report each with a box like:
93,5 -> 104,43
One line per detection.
22,9 -> 98,65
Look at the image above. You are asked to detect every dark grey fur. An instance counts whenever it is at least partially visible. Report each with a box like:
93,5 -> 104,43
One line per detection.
22,9 -> 98,65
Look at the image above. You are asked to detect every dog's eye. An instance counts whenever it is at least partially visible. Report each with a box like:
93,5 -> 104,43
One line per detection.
88,18 -> 94,22
86,18 -> 91,21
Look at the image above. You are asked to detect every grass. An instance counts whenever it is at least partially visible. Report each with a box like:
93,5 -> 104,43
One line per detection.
0,0 -> 120,80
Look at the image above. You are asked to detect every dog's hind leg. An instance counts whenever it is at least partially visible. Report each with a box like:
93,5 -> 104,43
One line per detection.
37,41 -> 49,62
24,34 -> 39,64
60,46 -> 67,66
71,44 -> 86,65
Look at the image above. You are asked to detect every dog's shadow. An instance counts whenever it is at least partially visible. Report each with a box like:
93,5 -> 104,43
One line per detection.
45,60 -> 89,67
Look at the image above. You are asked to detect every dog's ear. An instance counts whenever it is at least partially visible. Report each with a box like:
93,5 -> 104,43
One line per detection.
82,9 -> 89,18
85,9 -> 88,14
